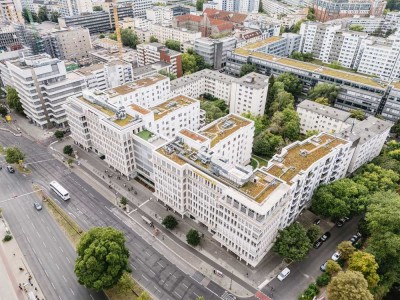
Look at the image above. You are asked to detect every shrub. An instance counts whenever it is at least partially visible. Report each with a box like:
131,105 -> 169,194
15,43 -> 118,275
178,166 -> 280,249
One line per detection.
3,234 -> 13,242
316,273 -> 331,287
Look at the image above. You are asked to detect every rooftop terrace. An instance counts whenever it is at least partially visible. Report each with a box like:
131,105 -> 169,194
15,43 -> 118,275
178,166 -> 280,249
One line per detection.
267,134 -> 347,184
130,103 -> 151,115
242,36 -> 283,50
233,48 -> 386,89
151,95 -> 197,120
78,95 -> 114,116
200,115 -> 252,147
239,170 -> 281,203
105,74 -> 166,97
180,129 -> 207,143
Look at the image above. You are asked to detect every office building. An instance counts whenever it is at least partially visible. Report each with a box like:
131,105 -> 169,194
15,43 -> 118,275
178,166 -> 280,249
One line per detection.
6,54 -> 86,128
59,0 -> 92,17
194,37 -> 237,69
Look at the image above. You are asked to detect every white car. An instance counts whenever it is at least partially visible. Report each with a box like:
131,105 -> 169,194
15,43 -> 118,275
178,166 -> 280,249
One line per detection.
277,268 -> 291,281
331,251 -> 341,261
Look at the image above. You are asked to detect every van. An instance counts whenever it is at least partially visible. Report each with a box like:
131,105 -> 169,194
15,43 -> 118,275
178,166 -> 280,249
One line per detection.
277,268 -> 290,281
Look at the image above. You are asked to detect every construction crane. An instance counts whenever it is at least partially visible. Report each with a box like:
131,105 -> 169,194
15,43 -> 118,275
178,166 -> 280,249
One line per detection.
112,0 -> 123,59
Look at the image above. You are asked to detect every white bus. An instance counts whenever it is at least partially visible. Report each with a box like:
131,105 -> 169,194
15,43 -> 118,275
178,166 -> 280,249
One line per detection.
50,181 -> 70,200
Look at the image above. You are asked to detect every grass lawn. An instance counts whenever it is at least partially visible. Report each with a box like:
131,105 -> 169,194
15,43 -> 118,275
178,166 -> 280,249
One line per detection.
252,154 -> 269,168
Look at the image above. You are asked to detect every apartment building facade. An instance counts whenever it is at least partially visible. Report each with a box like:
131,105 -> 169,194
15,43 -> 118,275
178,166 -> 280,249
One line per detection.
194,37 -> 237,70
137,42 -> 183,77
6,54 -> 86,128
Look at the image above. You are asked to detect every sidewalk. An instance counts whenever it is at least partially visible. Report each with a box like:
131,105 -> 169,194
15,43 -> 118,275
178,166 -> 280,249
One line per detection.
50,138 -> 286,295
0,217 -> 45,300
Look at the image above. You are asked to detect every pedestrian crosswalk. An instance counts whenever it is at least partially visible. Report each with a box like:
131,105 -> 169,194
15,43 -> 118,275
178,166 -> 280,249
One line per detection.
221,291 -> 236,300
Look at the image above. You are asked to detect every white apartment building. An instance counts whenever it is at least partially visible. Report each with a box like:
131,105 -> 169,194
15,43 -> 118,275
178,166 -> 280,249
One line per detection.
6,54 -> 85,128
297,100 -> 392,173
336,117 -> 392,173
153,127 -> 352,266
261,0 -> 298,15
194,37 -> 237,70
297,100 -> 352,134
0,0 -> 23,23
59,0 -> 92,17
230,72 -> 269,116
74,60 -> 133,91
147,24 -> 202,47
146,6 -> 173,26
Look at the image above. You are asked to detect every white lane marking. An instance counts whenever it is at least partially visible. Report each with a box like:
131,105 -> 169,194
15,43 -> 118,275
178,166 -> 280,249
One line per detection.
90,294 -> 94,300
49,252 -> 53,259
66,256 -> 71,264
51,282 -> 56,289
174,291 -> 182,299
157,261 -> 164,268
32,248 -> 37,255
70,288 -> 75,296
52,235 -> 56,241
26,237 -> 30,244
58,295 -> 62,300
36,231 -> 41,238
130,263 -> 137,270
194,292 -> 200,298
142,274 -> 149,281
56,264 -> 60,270
139,199 -> 150,208
63,275 -> 67,282
145,251 -> 151,256
38,258 -> 42,266
148,269 -> 156,276
42,241 -> 47,248
59,246 -> 64,253
182,283 -> 188,289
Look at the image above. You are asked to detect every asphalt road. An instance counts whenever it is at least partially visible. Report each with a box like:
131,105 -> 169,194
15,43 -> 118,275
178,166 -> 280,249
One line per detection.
0,131 -> 225,300
0,154 -> 106,300
263,217 -> 361,299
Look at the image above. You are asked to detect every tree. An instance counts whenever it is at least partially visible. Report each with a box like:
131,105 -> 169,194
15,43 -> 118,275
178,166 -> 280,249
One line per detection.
276,72 -> 303,96
200,101 -> 227,123
258,0 -> 264,13
350,109 -> 365,120
93,6 -> 103,11
328,61 -> 342,69
316,273 -> 331,287
137,292 -> 150,300
6,87 -> 23,114
349,24 -> 364,32
63,145 -> 74,156
253,131 -> 283,158
269,90 -> 294,115
308,83 -> 339,105
75,227 -> 129,291
107,272 -> 135,297
371,155 -> 400,174
291,20 -> 304,33
305,130 -> 319,138
99,33 -> 105,39
0,105 -> 7,117
327,271 -> 373,300
273,223 -> 311,261
311,179 -> 368,220
348,251 -> 380,288
150,36 -> 158,43
120,196 -> 128,207
54,130 -> 64,139
314,97 -> 329,106
390,119 -> 400,137
239,64 -> 257,77
165,39 -> 180,51
182,51 -> 208,75
5,147 -> 25,163
159,69 -> 177,80
270,107 -> 300,141
119,29 -> 140,49
186,229 -> 201,246
38,6 -> 49,22
307,7 -> 316,21
196,0 -> 204,11
306,225 -> 320,243
22,8 -> 38,22
50,11 -> 60,23
387,0 -> 400,10
241,112 -> 268,136
353,164 -> 399,193
325,260 -> 342,276
162,215 -> 178,230
337,241 -> 356,260
289,51 -> 313,62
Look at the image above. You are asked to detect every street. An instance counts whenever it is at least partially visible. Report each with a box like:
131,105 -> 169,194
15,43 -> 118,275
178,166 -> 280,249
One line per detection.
263,217 -> 361,299
0,131 -> 225,300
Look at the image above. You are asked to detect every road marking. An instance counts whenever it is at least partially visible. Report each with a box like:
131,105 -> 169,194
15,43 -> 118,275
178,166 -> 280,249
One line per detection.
139,199 -> 150,208
70,288 -> 75,296
59,246 -> 64,253
26,237 -> 30,244
130,263 -> 136,270
68,212 -> 76,219
32,248 -> 37,255
157,261 -> 164,268
182,283 -> 188,289
174,291 -> 182,298
25,158 -> 56,165
90,294 -> 94,300
193,292 -> 200,298
66,256 -> 71,264
36,231 -> 41,238
142,274 -> 149,281
154,286 -> 160,294
0,190 -> 42,204
63,275 -> 67,282
51,282 -> 56,289
44,269 -> 49,277
49,252 -> 53,259
56,264 -> 60,270
52,235 -> 56,241
148,269 -> 156,276
58,295 -> 62,300
21,227 -> 25,234
145,251 -> 151,256
38,258 -> 42,266
42,241 -> 47,248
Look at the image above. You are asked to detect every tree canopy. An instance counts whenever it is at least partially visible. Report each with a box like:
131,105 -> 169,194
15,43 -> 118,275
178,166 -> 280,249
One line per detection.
337,241 -> 355,260
311,178 -> 368,220
325,260 -> 342,276
165,39 -> 180,51
308,83 -> 339,105
239,64 -> 257,77
353,164 -> 399,193
50,11 -> 60,23
348,251 -> 380,288
270,107 -> 300,141
349,24 -> 364,32
273,223 -> 311,261
327,271 -> 373,300
289,51 -> 314,62
314,97 -> 329,106
276,73 -> 303,97
0,105 -> 8,117
241,112 -> 268,136
182,49 -> 210,74
6,87 -> 23,114
196,0 -> 204,11
162,215 -> 178,230
186,229 -> 201,246
306,224 -> 320,243
5,147 -> 25,163
74,227 -> 129,291
38,6 -> 49,22
150,36 -> 158,43
253,131 -> 283,159
350,109 -> 366,120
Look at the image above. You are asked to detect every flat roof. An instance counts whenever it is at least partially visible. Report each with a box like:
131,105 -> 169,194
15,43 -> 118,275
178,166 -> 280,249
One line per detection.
267,134 -> 347,184
392,81 -> 400,89
234,72 -> 269,89
171,69 -> 233,89
130,103 -> 151,115
233,49 -> 387,88
104,74 -> 166,97
151,95 -> 197,120
78,95 -> 114,116
180,129 -> 207,143
239,169 -> 282,203
242,36 -> 283,50
74,64 -> 104,76
200,114 -> 251,147
298,100 -> 351,121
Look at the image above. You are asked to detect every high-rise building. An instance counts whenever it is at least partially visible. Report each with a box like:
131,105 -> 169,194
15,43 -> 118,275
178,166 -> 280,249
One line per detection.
5,54 -> 86,128
0,0 -> 23,23
59,0 -> 93,17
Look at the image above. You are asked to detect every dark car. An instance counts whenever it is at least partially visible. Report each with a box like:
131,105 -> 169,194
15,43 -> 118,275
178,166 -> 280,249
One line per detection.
33,202 -> 42,211
336,220 -> 344,227
6,165 -> 15,173
313,218 -> 321,225
313,240 -> 322,249
320,232 -> 331,242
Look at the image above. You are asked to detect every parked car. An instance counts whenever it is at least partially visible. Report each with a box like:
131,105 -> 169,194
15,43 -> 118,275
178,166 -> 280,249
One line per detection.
332,251 -> 341,261
320,232 -> 331,242
277,268 -> 291,281
33,202 -> 42,211
313,240 -> 322,249
320,261 -> 328,272
336,220 -> 344,227
313,218 -> 321,225
349,236 -> 357,244
6,165 -> 14,173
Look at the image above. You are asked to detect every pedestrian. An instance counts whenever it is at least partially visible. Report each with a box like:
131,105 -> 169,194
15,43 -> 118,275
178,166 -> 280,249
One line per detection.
35,287 -> 37,291
13,253 -> 15,256
124,183 -> 126,187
